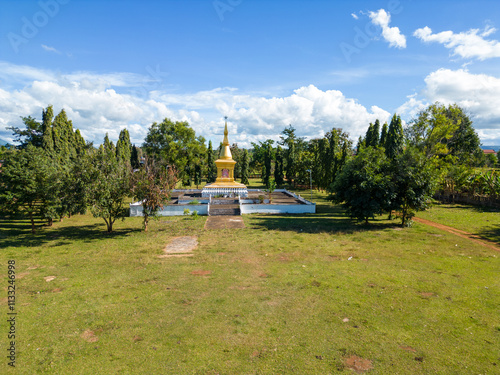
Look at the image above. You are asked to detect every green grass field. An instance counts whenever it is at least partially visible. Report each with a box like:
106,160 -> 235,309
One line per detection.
1,190 -> 499,374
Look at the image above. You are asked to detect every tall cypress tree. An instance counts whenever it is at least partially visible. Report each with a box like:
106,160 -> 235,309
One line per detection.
356,136 -> 365,154
131,145 -> 140,169
365,123 -> 374,147
103,133 -> 116,159
385,114 -> 404,159
241,149 -> 250,185
206,140 -> 217,183
194,164 -> 202,188
380,122 -> 388,148
365,120 -> 380,148
262,142 -> 274,187
274,146 -> 285,187
52,109 -> 76,159
372,119 -> 380,147
116,129 -> 132,163
41,105 -> 54,152
74,129 -> 86,156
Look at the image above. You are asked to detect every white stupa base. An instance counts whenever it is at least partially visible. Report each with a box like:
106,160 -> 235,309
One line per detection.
202,185 -> 248,198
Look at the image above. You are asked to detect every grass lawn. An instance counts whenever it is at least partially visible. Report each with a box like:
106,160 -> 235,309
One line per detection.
417,201 -> 500,244
1,191 -> 499,374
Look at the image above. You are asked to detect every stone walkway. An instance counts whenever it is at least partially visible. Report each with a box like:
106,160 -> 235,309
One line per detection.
204,216 -> 245,230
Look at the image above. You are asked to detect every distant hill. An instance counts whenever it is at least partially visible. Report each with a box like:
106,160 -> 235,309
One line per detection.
0,138 -> 9,146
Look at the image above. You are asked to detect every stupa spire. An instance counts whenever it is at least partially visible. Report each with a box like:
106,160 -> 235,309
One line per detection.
223,116 -> 229,145
220,116 -> 232,159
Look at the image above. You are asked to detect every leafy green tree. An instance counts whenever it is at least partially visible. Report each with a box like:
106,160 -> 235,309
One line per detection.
279,125 -> 302,184
251,139 -> 274,184
241,149 -> 250,185
385,114 -> 404,159
116,129 -> 132,163
486,153 -> 497,168
143,119 -> 206,183
390,147 -> 438,226
406,103 -> 482,165
274,146 -> 285,187
330,147 -> 392,224
132,157 -> 176,231
86,144 -> 131,233
60,153 -> 91,218
0,145 -> 60,232
497,150 -> 500,167
8,115 -> 43,149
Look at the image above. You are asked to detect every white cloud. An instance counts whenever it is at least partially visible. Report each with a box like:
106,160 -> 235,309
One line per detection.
0,62 -> 392,148
41,44 -> 61,54
351,13 -> 359,20
398,68 -> 500,144
369,9 -> 406,48
414,26 -> 500,60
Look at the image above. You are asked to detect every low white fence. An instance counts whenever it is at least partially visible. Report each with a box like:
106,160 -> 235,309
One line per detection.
130,203 -> 208,217
240,203 -> 316,215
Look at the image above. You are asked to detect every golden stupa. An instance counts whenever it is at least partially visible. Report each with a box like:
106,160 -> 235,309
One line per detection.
202,118 -> 248,197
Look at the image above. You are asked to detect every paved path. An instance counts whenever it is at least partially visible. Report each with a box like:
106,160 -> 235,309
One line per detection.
204,216 -> 245,230
413,217 -> 500,252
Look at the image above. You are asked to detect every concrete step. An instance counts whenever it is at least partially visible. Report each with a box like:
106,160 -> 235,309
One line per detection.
212,199 -> 239,205
210,208 -> 241,216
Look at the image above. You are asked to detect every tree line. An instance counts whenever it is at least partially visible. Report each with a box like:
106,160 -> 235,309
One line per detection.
0,102 -> 494,231
330,103 -> 489,226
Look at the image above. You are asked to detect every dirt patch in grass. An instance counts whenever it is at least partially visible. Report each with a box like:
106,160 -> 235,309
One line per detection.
414,217 -> 500,252
191,270 -> 211,276
81,329 -> 98,343
158,236 -> 198,258
344,355 -> 373,373
204,216 -> 245,229
420,292 -> 435,298
44,276 -> 56,282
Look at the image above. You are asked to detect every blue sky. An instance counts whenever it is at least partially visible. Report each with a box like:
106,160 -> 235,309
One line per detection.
1,0 -> 500,147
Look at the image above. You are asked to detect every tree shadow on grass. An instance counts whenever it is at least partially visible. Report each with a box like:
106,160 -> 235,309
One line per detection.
476,224 -> 500,245
249,204 -> 401,234
0,215 -> 140,249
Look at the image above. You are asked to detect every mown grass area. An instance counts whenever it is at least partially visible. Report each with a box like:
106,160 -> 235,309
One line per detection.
417,202 -> 500,244
1,191 -> 499,374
